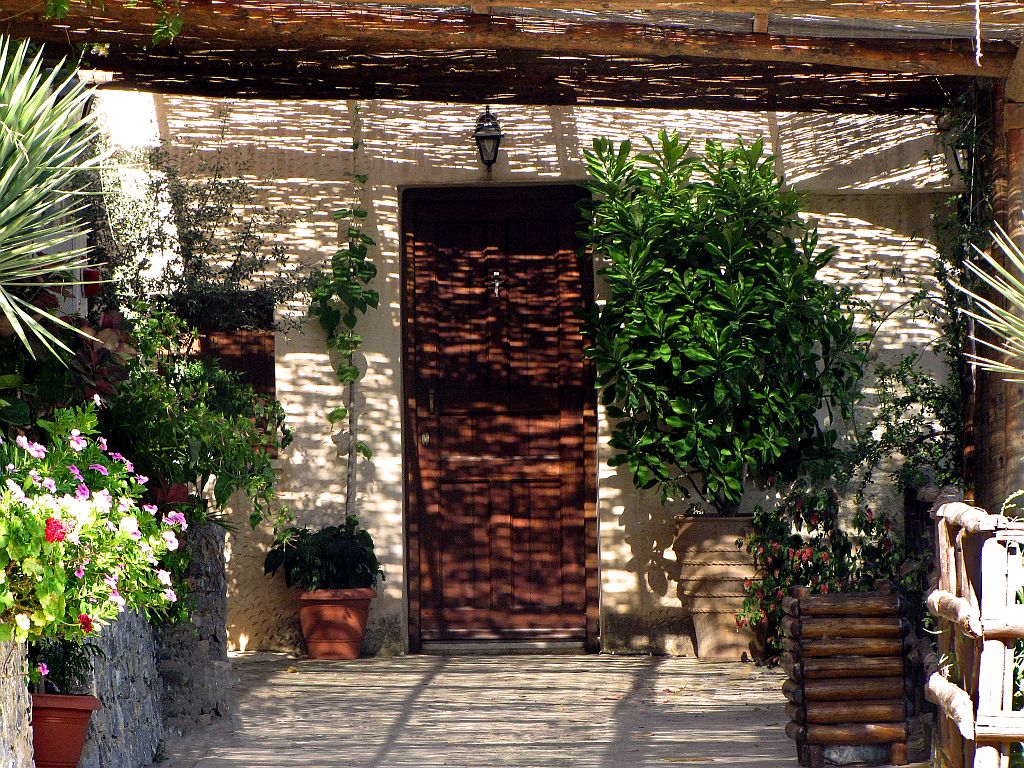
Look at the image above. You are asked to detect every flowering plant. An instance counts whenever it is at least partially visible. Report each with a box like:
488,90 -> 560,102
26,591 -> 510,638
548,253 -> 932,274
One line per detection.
736,481 -> 903,663
0,405 -> 179,644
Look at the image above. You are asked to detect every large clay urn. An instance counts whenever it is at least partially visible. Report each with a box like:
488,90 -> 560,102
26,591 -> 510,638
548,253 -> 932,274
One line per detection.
673,515 -> 756,661
297,588 -> 376,659
31,692 -> 102,768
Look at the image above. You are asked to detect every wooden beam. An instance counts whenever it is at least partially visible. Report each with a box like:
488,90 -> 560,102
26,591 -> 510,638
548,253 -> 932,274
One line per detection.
18,0 -> 1024,28
1007,45 -> 1024,102
0,1 -> 1015,78
88,47 -> 966,112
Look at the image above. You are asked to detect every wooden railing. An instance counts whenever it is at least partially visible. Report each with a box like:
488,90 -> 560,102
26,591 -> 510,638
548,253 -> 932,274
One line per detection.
926,499 -> 1024,767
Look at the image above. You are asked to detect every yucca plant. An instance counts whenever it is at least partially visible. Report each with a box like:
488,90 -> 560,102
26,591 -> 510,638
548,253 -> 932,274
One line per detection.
959,225 -> 1024,377
0,35 -> 101,358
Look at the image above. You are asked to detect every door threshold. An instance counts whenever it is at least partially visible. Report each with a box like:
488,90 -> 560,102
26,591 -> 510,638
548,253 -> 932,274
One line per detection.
419,640 -> 586,655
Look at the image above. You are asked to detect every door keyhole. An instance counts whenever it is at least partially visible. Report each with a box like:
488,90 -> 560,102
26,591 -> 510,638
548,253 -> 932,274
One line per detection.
492,271 -> 502,298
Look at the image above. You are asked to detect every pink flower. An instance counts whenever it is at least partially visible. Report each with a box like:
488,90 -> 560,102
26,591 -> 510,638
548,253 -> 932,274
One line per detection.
68,430 -> 87,452
142,504 -> 158,515
134,475 -> 149,485
164,511 -> 188,531
42,477 -> 56,493
110,590 -> 126,611
88,464 -> 109,476
156,569 -> 172,586
28,469 -> 41,484
74,562 -> 86,578
161,530 -> 179,551
16,435 -> 47,459
75,484 -> 90,501
67,465 -> 84,482
97,437 -> 108,451
118,498 -> 132,513
37,663 -> 48,677
163,588 -> 177,603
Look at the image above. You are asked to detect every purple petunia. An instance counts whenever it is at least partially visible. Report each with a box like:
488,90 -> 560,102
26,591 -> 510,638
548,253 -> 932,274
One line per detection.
67,465 -> 84,483
88,464 -> 109,476
75,484 -> 90,501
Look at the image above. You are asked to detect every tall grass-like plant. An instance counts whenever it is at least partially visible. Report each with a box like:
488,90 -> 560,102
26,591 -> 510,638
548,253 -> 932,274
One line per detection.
959,225 -> 1024,377
956,225 -> 1024,768
0,36 -> 100,358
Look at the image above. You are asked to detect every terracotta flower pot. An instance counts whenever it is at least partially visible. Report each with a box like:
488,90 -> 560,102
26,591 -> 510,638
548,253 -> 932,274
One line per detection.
298,588 -> 376,659
31,692 -> 101,768
673,515 -> 756,661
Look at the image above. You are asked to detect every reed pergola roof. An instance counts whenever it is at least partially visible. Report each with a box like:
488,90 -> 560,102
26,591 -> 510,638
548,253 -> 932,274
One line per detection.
2,1 -> 1022,111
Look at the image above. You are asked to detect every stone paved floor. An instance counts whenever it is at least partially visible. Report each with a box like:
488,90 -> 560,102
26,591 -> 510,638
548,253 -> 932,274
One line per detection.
152,654 -> 798,768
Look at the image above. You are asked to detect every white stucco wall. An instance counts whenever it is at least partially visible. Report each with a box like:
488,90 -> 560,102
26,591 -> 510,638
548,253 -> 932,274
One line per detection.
95,93 -> 953,655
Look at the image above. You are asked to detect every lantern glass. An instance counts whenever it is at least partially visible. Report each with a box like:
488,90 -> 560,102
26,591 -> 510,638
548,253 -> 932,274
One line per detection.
473,106 -> 504,171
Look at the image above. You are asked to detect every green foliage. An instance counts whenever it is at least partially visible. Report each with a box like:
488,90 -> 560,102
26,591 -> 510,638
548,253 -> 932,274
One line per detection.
0,36 -> 102,358
306,151 -> 379,517
29,637 -> 105,694
839,352 -> 963,495
102,308 -> 291,531
0,405 -> 178,644
44,1 -> 182,44
92,145 -> 305,332
264,516 -> 384,592
581,132 -> 864,509
737,481 -> 916,663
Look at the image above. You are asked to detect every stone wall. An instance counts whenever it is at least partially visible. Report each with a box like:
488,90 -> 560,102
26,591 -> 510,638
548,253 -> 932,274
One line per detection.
80,612 -> 164,768
155,522 -> 235,732
0,642 -> 32,768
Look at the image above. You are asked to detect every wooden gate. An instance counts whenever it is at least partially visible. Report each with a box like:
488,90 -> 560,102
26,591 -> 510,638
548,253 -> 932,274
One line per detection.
401,185 -> 597,650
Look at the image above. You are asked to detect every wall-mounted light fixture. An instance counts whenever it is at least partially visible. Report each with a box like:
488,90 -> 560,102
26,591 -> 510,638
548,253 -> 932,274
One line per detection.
473,106 -> 503,174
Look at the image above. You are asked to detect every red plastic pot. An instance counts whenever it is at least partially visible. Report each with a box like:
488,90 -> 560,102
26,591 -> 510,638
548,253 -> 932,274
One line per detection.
31,692 -> 101,768
298,588 -> 376,659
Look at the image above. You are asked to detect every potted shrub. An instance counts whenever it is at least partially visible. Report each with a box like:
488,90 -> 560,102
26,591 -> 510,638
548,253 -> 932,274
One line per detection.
28,640 -> 105,768
0,405 -> 179,764
264,515 -> 384,659
580,134 -> 864,659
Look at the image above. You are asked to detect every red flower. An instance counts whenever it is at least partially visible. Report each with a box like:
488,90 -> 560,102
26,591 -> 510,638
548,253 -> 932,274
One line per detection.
820,584 -> 829,594
78,613 -> 94,633
743,579 -> 753,590
44,517 -> 67,543
821,551 -> 830,564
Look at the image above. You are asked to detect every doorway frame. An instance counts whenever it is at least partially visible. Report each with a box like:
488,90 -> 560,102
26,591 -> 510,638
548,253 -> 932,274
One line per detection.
399,183 -> 600,653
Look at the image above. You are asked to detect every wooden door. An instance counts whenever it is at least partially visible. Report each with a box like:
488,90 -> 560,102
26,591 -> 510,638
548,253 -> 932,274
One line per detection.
403,185 -> 596,648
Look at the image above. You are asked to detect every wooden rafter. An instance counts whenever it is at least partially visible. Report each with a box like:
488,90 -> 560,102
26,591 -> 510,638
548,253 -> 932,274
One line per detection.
5,0 -> 1024,28
0,1 -> 1017,78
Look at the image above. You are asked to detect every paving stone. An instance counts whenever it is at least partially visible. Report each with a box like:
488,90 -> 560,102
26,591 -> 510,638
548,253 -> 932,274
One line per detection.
150,654 -> 797,768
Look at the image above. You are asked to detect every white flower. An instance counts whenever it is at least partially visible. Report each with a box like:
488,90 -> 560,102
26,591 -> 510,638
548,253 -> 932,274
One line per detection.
15,614 -> 29,632
118,516 -> 139,536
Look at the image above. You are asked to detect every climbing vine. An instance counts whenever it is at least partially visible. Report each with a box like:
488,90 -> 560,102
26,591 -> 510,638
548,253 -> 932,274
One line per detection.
308,122 -> 379,517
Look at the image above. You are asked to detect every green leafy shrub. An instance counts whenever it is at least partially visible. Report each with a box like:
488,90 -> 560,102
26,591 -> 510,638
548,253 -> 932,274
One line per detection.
264,516 -> 383,592
581,132 -> 864,510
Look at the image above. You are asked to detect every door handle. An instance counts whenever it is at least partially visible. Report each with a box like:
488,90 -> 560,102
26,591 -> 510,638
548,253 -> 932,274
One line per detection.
420,431 -> 430,447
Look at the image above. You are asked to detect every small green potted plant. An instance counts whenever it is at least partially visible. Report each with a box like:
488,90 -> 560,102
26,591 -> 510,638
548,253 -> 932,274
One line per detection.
28,639 -> 105,768
264,515 -> 384,659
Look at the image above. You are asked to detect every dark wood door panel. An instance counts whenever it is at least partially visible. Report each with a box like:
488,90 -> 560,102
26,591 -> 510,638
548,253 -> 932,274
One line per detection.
403,184 -> 596,648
